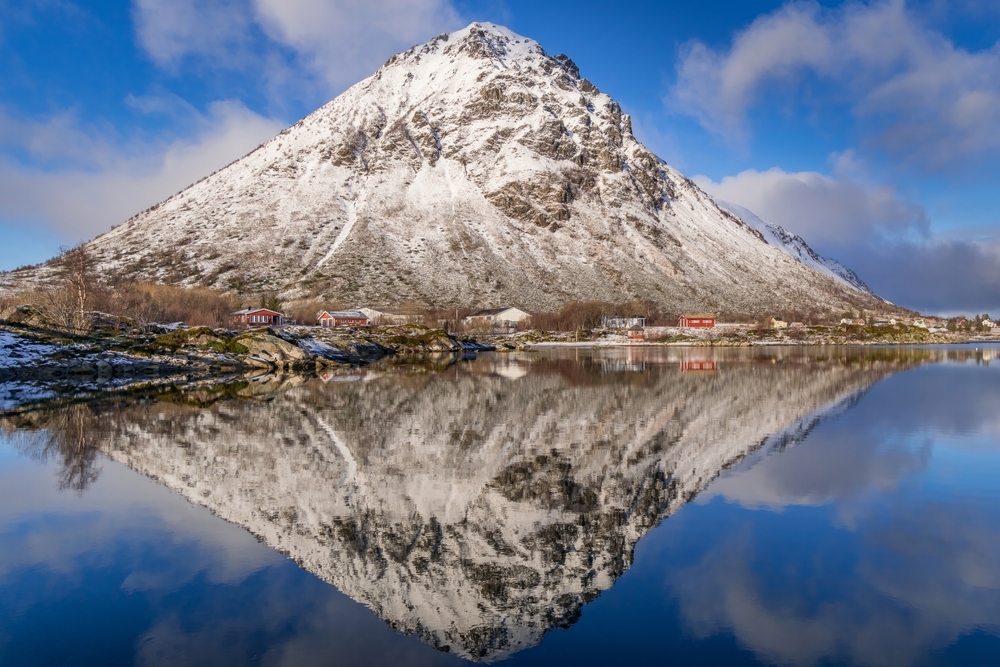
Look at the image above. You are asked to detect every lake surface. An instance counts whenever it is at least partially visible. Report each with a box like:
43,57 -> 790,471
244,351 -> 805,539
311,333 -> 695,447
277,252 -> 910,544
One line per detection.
1,345 -> 999,666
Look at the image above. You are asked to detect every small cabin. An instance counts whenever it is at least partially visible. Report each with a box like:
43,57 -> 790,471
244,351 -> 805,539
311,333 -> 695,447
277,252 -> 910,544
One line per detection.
318,310 -> 370,328
679,313 -> 716,328
627,325 -> 645,341
231,308 -> 284,327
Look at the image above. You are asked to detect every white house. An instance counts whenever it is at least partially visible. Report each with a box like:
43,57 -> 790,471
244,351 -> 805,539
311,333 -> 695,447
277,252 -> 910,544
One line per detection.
601,315 -> 646,329
357,308 -> 421,325
464,307 -> 531,328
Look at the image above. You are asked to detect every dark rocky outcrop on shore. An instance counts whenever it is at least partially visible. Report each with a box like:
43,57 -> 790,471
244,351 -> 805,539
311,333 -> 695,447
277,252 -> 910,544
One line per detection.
0,321 -> 493,412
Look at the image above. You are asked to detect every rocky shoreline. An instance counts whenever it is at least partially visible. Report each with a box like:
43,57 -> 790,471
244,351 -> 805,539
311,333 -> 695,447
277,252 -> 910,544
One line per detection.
0,322 -> 496,412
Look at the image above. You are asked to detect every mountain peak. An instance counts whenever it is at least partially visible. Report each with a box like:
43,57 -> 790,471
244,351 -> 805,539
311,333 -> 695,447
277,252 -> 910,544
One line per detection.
28,23 -> 892,315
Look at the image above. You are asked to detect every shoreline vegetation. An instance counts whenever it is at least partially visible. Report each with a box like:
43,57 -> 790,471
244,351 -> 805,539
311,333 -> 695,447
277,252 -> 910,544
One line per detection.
1,314 -> 995,381
1,246 -> 995,402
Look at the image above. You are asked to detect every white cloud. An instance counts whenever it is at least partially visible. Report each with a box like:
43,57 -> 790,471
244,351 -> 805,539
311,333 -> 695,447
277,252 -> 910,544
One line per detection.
132,0 -> 256,69
671,0 -> 1000,170
693,166 -> 928,249
131,0 -> 463,98
254,0 -> 463,89
0,101 -> 284,241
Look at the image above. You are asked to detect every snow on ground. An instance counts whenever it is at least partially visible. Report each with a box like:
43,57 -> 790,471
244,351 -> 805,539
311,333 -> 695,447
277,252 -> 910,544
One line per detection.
0,381 -> 55,412
0,331 -> 60,369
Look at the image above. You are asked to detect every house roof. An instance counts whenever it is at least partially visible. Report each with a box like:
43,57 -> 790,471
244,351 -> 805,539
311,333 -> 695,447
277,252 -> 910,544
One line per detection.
468,307 -> 511,317
468,306 -> 531,317
231,308 -> 283,316
319,310 -> 368,319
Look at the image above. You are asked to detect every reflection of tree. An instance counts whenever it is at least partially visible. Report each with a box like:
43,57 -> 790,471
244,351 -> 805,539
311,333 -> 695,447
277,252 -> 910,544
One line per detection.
3,404 -> 109,493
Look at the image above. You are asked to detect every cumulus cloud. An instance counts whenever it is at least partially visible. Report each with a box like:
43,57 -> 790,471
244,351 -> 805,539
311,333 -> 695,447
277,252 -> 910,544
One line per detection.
132,0 -> 256,68
671,0 -> 1000,170
132,0 -> 463,97
0,101 -> 284,241
254,0 -> 463,89
693,166 -> 928,250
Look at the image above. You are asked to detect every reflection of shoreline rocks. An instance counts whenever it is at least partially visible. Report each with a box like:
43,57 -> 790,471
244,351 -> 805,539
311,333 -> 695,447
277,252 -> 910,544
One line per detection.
5,349 -> 924,661
0,322 -> 494,414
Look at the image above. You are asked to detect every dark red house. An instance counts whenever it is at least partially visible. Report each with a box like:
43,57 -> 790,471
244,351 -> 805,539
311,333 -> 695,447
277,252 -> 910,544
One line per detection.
318,310 -> 370,327
679,313 -> 716,328
231,308 -> 284,327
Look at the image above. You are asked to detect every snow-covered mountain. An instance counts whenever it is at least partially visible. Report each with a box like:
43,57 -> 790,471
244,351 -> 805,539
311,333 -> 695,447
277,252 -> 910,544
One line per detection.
714,199 -> 882,299
8,350 -> 910,661
15,23 -> 888,314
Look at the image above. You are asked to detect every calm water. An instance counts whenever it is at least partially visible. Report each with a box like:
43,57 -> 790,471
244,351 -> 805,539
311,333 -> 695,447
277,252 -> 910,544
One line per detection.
1,345 -> 999,666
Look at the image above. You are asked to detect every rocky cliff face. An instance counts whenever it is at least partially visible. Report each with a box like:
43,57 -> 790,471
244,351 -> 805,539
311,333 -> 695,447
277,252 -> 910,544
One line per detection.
22,350 -> 907,661
18,23 -> 886,314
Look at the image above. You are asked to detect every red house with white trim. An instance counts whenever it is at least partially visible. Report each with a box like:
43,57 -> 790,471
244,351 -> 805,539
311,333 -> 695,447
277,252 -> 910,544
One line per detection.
231,308 -> 284,327
318,310 -> 370,327
679,313 -> 716,328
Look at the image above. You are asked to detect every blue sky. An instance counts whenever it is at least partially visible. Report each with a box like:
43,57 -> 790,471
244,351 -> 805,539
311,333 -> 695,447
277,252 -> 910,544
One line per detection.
1,0 -> 999,315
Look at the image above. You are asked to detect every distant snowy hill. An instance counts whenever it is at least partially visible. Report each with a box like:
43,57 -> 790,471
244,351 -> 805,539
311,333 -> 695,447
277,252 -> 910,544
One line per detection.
13,23 -> 891,314
714,199 -> 883,300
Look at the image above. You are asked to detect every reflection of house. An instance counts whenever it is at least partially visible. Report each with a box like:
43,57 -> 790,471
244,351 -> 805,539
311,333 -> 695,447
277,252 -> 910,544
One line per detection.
319,310 -> 369,327
680,359 -> 717,372
627,325 -> 645,341
602,315 -> 646,329
464,307 -> 531,328
231,308 -> 284,327
319,369 -> 367,383
679,313 -> 716,328
770,318 -> 788,329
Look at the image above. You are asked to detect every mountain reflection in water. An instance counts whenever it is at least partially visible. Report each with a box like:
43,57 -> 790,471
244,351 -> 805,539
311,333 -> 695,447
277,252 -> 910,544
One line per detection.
2,345 -> 998,665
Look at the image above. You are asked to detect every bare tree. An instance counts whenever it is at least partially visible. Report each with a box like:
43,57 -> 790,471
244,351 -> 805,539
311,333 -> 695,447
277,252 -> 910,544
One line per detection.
46,244 -> 99,333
